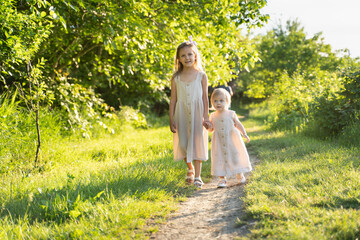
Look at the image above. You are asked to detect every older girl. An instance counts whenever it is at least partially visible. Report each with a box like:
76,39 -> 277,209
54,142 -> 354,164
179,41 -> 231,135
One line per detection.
169,37 -> 211,188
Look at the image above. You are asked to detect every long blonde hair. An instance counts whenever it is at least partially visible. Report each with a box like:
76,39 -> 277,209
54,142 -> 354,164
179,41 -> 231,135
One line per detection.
173,40 -> 204,76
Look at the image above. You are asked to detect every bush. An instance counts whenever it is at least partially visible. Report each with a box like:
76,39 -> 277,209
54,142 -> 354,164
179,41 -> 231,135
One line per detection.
0,90 -> 149,173
307,70 -> 360,138
118,106 -> 148,129
338,121 -> 360,146
267,67 -> 360,139
49,76 -> 116,138
339,70 -> 360,114
306,93 -> 347,138
269,69 -> 341,132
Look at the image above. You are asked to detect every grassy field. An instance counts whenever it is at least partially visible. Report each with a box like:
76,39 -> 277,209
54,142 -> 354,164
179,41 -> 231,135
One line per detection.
0,117 -> 212,239
1,101 -> 359,239
240,106 -> 360,239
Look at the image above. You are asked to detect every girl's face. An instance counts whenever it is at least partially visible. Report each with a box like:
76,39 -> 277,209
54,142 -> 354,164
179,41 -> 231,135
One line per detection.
212,94 -> 228,112
178,46 -> 196,68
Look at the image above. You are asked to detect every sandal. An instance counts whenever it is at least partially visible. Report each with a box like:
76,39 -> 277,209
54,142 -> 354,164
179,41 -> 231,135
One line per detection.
185,169 -> 194,184
217,178 -> 227,188
237,174 -> 246,184
194,177 -> 203,188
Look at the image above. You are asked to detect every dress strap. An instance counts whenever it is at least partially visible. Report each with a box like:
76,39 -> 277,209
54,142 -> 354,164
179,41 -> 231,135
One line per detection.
197,71 -> 203,81
174,74 -> 180,84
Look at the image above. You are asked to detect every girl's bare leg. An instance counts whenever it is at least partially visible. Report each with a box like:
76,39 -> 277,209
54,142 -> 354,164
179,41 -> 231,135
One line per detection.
193,160 -> 202,178
184,158 -> 194,172
193,160 -> 203,188
184,158 -> 194,183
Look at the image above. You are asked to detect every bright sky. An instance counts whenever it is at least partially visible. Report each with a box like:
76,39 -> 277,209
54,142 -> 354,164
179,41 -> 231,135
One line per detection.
252,0 -> 360,58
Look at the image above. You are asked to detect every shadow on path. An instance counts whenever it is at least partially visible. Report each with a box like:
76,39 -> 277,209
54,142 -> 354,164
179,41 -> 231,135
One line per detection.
150,154 -> 259,240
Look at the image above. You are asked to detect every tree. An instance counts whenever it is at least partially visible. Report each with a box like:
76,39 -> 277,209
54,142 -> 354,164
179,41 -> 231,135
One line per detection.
239,20 -> 345,98
2,0 -> 268,100
1,0 -> 269,132
1,0 -> 52,166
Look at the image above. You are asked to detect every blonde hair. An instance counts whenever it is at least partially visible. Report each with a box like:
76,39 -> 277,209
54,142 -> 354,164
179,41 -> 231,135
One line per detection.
173,40 -> 203,76
210,88 -> 231,110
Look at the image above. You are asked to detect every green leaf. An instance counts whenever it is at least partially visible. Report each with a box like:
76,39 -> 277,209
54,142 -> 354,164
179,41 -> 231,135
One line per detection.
69,210 -> 81,218
59,15 -> 67,31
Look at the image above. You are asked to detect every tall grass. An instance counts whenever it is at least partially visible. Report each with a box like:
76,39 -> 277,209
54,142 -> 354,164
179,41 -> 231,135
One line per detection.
0,93 -> 150,174
338,122 -> 360,147
0,93 -> 62,173
0,122 -> 201,239
240,105 -> 360,239
0,93 -> 210,239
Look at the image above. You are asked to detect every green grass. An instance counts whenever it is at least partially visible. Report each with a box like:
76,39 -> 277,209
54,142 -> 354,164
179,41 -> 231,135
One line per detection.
0,93 -> 64,174
2,96 -> 359,239
0,119 -> 210,239
240,105 -> 360,240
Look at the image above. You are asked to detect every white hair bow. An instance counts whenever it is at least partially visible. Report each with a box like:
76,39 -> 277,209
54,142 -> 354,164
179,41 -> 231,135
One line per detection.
188,36 -> 197,47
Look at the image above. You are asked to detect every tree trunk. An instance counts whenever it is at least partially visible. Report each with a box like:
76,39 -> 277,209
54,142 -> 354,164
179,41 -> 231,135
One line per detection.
34,80 -> 41,167
27,61 -> 41,167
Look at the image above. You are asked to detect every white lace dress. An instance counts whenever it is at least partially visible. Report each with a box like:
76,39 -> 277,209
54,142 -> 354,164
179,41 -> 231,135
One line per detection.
210,110 -> 251,176
173,72 -> 208,163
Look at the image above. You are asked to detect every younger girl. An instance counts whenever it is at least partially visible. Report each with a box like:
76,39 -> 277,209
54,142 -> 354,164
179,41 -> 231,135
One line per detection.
169,37 -> 211,188
208,88 -> 252,188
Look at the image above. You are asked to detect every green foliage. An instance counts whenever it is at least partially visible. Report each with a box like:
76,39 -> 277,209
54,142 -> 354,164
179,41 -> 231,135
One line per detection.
118,106 -> 148,129
0,92 -> 62,173
0,124 -> 201,238
0,0 -> 52,86
0,90 -> 149,173
308,93 -> 346,137
49,74 -> 118,137
340,70 -> 360,109
338,122 -> 360,146
308,70 -> 360,137
240,20 -> 346,99
270,68 -> 342,132
242,20 -> 360,138
0,0 -> 269,141
1,0 -> 269,115
243,108 -> 360,239
266,68 -> 360,138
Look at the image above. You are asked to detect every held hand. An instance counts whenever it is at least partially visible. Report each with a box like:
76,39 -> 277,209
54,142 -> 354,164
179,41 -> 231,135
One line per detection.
203,120 -> 211,129
170,122 -> 177,133
202,121 -> 208,129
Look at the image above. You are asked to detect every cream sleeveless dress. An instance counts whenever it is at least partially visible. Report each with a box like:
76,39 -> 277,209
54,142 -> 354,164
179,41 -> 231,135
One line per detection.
173,72 -> 208,163
210,110 -> 252,176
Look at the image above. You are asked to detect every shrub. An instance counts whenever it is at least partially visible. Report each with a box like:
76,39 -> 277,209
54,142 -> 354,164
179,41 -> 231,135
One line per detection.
307,70 -> 360,138
0,92 -> 150,174
339,70 -> 360,116
269,68 -> 341,132
118,106 -> 148,129
306,92 -> 347,137
338,121 -> 360,146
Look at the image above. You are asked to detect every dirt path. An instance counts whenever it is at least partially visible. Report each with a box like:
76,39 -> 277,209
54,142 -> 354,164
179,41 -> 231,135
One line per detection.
150,155 -> 259,240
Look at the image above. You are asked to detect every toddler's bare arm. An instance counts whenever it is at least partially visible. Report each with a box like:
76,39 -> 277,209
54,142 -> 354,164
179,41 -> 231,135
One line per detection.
233,113 -> 250,143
